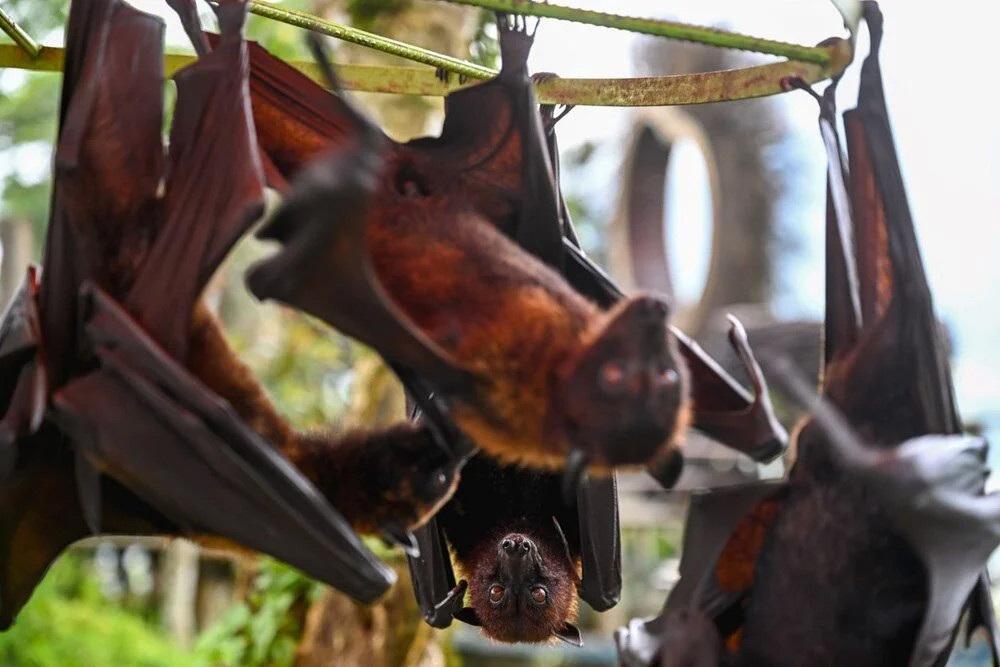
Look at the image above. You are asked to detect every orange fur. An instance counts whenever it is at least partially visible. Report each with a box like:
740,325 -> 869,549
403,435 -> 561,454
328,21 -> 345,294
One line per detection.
367,192 -> 689,469
184,303 -> 452,533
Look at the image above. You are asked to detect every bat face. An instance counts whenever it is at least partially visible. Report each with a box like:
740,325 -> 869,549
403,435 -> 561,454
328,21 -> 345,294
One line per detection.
464,531 -> 580,644
553,295 -> 689,467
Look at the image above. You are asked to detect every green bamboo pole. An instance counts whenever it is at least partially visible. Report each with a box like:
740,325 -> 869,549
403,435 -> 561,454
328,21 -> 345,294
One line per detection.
438,0 -> 833,64
0,6 -> 40,59
243,0 -> 495,80
0,40 -> 851,107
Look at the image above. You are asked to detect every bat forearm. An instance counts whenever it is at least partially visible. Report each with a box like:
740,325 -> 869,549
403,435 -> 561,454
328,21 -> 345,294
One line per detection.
185,304 -> 454,534
185,302 -> 298,454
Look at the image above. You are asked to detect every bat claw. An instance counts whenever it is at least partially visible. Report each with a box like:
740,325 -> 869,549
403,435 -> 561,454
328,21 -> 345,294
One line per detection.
431,579 -> 469,617
719,314 -> 789,462
74,450 -> 103,535
380,523 -> 420,558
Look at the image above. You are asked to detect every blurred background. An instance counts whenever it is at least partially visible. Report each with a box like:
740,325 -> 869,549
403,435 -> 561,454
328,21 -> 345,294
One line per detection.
0,0 -> 996,664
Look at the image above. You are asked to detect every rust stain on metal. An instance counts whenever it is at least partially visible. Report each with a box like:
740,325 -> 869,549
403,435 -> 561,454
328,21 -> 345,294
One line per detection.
0,37 -> 851,107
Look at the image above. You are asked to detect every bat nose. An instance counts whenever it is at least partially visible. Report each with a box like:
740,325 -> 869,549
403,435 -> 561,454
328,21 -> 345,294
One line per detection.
501,534 -> 535,557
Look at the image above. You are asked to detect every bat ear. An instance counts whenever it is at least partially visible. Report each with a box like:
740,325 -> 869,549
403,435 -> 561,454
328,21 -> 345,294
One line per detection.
454,607 -> 482,626
555,622 -> 583,647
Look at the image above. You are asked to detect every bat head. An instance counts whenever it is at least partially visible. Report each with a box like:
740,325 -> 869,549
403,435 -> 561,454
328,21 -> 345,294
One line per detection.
553,294 -> 689,467
460,531 -> 581,645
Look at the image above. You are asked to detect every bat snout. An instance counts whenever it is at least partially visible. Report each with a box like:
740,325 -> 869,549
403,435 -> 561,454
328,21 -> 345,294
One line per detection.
500,534 -> 536,557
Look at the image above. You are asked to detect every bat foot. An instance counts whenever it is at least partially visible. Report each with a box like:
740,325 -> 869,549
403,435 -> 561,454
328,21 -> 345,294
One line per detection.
496,12 -> 537,73
380,523 -> 420,557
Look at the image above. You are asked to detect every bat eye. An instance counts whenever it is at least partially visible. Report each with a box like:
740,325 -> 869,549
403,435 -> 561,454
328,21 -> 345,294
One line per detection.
530,586 -> 547,605
489,584 -> 505,604
599,361 -> 627,394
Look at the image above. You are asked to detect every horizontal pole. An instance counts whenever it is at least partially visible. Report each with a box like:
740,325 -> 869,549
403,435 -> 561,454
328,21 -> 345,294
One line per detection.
0,6 -> 41,59
242,0 -> 496,79
0,38 -> 852,106
439,0 -> 834,64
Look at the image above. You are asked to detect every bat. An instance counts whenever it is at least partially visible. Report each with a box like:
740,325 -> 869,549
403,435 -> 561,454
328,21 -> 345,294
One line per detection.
0,0 -> 459,627
405,453 -> 623,645
239,13 -> 788,645
617,3 -> 1000,665
243,14 -> 787,474
243,26 -> 628,644
404,453 -> 621,645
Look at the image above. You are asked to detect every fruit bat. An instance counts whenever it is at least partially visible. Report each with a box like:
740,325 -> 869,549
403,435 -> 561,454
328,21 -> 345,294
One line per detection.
0,0 -> 460,627
406,453 -> 619,646
237,12 -> 787,644
616,3 -> 1000,665
242,15 -> 787,474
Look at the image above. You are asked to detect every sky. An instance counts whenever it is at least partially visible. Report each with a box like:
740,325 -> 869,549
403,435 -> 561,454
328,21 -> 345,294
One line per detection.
2,0 -> 997,426
523,0 -> 1000,426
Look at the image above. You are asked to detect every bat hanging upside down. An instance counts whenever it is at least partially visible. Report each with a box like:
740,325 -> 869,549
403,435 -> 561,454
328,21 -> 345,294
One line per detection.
244,16 -> 692,474
0,0 -> 464,623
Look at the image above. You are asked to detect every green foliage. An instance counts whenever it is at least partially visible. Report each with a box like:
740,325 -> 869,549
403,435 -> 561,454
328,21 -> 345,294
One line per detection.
0,71 -> 59,253
244,0 -> 314,62
468,10 -> 500,69
347,0 -> 412,31
0,552 -> 201,667
194,558 -> 323,667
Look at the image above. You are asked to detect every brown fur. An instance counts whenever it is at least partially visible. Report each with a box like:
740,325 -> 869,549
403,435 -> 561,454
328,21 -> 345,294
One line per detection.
366,182 -> 690,470
460,525 -> 579,643
438,455 -> 584,644
244,45 -> 691,472
184,303 -> 454,534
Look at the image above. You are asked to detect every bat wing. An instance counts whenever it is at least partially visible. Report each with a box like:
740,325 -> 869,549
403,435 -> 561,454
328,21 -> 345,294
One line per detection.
614,481 -> 786,665
407,15 -> 563,269
405,516 -> 468,628
784,4 -> 999,664
813,80 -> 862,368
575,473 -> 622,611
4,0 -> 395,608
243,39 -> 476,396
39,0 -> 166,387
126,1 -> 265,358
562,242 -> 787,465
0,267 -> 47,479
49,286 -> 395,604
838,5 -> 997,663
240,37 -> 379,192
245,122 -> 477,395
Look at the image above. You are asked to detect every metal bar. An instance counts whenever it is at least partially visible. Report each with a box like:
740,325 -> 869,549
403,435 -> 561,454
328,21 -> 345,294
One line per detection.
0,39 -> 852,106
242,0 -> 496,80
437,0 -> 833,64
0,6 -> 40,59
